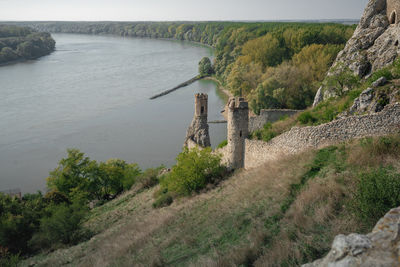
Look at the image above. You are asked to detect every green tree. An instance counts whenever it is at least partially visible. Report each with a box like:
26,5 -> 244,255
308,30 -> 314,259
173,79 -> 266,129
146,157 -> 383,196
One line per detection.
198,57 -> 213,77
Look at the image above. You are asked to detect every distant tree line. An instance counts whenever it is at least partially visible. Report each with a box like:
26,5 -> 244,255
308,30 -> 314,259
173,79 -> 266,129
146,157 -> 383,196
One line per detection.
0,25 -> 55,65
18,21 -> 355,112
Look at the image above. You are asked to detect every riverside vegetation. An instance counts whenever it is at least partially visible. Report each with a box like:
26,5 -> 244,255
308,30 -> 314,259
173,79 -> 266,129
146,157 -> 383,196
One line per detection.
0,25 -> 55,64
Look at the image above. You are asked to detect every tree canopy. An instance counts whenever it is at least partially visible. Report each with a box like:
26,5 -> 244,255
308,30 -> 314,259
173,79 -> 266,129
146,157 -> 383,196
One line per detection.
0,25 -> 55,64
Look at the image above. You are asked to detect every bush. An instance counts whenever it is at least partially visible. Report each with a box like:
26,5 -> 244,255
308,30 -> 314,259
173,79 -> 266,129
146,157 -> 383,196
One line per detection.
153,193 -> 173,209
161,147 -> 225,196
354,167 -> 400,224
367,68 -> 393,85
47,149 -> 141,201
360,136 -> 400,157
217,140 -> 228,149
298,111 -> 317,125
29,201 -> 92,249
137,167 -> 162,190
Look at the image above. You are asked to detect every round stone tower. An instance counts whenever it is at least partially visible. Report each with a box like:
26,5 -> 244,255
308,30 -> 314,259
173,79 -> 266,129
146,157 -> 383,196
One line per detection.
184,93 -> 211,148
227,97 -> 249,169
387,0 -> 400,24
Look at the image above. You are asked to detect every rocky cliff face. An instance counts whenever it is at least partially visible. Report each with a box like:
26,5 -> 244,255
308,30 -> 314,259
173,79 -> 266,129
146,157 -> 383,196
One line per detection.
303,206 -> 400,267
314,0 -> 400,106
184,116 -> 211,148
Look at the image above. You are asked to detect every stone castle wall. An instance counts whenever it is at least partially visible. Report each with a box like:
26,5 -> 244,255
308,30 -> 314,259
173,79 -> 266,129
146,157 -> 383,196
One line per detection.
249,109 -> 300,132
241,103 -> 400,169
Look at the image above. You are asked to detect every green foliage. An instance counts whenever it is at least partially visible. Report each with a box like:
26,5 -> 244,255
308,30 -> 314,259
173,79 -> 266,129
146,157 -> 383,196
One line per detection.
0,193 -> 46,254
136,167 -> 163,190
152,193 -> 173,209
161,147 -> 225,196
391,58 -> 400,78
359,135 -> 400,157
325,66 -> 360,95
298,111 -> 317,125
198,57 -> 213,77
250,123 -> 277,142
217,140 -> 228,149
46,149 -> 141,201
0,250 -> 21,267
249,44 -> 343,111
29,201 -> 92,249
354,167 -> 400,224
0,25 -> 55,64
367,68 -> 393,85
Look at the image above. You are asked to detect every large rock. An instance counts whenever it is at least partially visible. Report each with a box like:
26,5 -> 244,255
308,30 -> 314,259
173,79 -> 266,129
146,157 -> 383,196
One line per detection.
303,207 -> 400,267
184,116 -> 211,148
349,88 -> 375,114
313,0 -> 400,106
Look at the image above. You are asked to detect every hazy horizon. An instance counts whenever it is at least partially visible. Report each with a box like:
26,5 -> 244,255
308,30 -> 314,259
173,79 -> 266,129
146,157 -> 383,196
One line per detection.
0,0 -> 369,21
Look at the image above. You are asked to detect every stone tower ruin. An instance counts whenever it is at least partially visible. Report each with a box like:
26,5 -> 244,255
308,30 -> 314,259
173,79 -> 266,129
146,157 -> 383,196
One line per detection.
227,97 -> 249,169
184,93 -> 211,148
387,0 -> 400,24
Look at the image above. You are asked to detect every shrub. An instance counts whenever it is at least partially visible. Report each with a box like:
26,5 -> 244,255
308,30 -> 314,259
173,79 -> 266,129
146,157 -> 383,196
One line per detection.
298,111 -> 317,125
44,190 -> 70,205
0,250 -> 20,267
367,68 -> 393,85
360,135 -> 400,157
47,149 -> 141,201
137,167 -> 162,190
29,200 -> 92,249
217,140 -> 228,149
354,167 -> 400,225
161,147 -> 225,196
153,193 -> 173,209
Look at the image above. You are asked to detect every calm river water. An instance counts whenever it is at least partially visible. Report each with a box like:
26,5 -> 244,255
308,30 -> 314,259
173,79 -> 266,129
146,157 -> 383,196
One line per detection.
0,34 -> 227,193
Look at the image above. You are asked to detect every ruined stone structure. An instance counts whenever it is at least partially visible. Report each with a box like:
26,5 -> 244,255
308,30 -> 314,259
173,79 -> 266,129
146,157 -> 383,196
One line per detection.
244,103 -> 400,169
227,97 -> 249,169
248,109 -> 299,132
184,93 -> 211,149
387,0 -> 400,24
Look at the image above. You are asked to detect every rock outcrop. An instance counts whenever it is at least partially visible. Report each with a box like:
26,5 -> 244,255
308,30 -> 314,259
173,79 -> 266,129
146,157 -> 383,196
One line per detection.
314,0 -> 400,106
303,206 -> 400,267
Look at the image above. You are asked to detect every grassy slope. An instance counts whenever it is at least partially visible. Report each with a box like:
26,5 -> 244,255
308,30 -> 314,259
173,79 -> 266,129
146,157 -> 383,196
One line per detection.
22,135 -> 400,267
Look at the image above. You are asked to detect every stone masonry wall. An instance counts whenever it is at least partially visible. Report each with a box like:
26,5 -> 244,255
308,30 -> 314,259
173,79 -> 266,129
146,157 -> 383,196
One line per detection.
249,109 -> 300,132
244,103 -> 400,169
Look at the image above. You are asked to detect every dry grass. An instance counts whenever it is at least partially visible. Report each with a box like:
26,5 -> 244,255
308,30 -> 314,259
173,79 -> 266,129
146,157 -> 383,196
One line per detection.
22,151 -> 313,267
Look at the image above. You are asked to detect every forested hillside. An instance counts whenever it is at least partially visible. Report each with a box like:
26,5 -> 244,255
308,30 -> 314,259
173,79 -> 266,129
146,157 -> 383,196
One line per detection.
25,21 -> 355,112
0,25 -> 55,65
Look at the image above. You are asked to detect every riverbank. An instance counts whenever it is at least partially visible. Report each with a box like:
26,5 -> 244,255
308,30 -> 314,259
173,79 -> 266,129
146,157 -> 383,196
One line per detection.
203,76 -> 233,99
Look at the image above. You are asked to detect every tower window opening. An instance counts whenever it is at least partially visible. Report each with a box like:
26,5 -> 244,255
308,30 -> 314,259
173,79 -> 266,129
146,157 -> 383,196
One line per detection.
240,131 -> 242,137
201,106 -> 204,114
390,11 -> 397,24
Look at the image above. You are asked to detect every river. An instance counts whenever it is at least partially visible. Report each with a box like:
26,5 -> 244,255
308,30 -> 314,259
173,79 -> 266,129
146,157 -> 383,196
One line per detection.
0,34 -> 227,193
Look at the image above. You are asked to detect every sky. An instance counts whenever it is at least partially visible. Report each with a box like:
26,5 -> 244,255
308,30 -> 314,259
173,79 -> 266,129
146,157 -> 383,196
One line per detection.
0,0 -> 370,21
